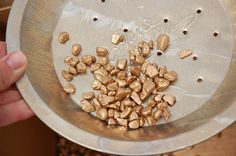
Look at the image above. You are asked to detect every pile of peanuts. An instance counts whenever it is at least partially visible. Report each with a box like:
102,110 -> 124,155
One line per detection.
59,32 -> 178,129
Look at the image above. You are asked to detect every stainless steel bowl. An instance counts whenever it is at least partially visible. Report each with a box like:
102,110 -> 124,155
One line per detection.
6,0 -> 236,155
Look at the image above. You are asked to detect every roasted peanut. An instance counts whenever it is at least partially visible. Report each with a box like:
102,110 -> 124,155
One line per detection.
157,102 -> 168,110
133,105 -> 143,114
72,44 -> 81,56
61,70 -> 73,81
96,47 -> 108,57
114,110 -> 121,119
98,57 -> 109,66
129,120 -> 140,129
101,76 -> 114,85
93,98 -> 102,110
82,92 -> 95,100
82,55 -> 96,66
63,83 -> 76,94
148,40 -> 154,49
130,66 -> 141,76
94,73 -> 103,82
129,48 -> 140,56
120,107 -> 132,118
108,118 -> 116,125
139,117 -> 145,127
141,106 -> 152,116
157,33 -> 169,52
100,85 -> 108,94
115,88 -> 131,101
122,98 -> 132,106
129,54 -> 136,64
130,92 -> 142,105
117,71 -> 127,80
96,108 -> 108,120
91,80 -> 102,90
153,109 -> 163,120
164,71 -> 178,82
129,80 -> 142,92
115,79 -> 127,87
108,91 -> 116,96
135,55 -> 145,65
76,62 -> 87,74
140,41 -> 151,57
116,118 -> 128,126
94,68 -> 108,76
81,100 -> 95,113
146,116 -> 156,126
107,110 -> 115,120
159,66 -> 167,78
68,66 -> 78,75
163,94 -> 176,106
162,108 -> 170,121
98,94 -> 115,106
110,69 -> 120,76
107,82 -> 119,91
141,62 -> 149,74
147,98 -> 156,107
146,64 -> 159,78
154,94 -> 163,102
117,59 -> 127,70
129,111 -> 139,121
104,63 -> 115,72
65,56 -> 79,67
126,76 -> 137,85
154,77 -> 170,91
58,32 -> 69,44
140,80 -> 156,100
90,63 -> 101,72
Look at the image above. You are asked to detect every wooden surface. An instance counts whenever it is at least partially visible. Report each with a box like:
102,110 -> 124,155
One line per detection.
1,2 -> 236,156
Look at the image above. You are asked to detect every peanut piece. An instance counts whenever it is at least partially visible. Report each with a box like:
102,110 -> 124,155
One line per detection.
112,33 -> 125,45
163,94 -> 176,106
179,49 -> 193,59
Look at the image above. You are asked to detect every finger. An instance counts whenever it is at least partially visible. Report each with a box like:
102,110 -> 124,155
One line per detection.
0,90 -> 22,105
0,51 -> 27,91
0,42 -> 6,58
0,100 -> 34,127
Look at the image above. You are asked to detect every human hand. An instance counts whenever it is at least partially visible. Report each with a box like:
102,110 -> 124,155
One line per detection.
0,41 -> 34,127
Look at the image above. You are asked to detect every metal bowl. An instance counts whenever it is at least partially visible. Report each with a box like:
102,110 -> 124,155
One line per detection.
6,0 -> 236,155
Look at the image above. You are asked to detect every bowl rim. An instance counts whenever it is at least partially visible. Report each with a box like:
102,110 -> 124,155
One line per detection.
6,0 -> 236,155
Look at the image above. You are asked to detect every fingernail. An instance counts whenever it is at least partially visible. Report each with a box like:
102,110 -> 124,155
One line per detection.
6,52 -> 26,70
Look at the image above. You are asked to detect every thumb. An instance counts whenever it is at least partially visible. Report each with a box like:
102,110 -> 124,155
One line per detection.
0,51 -> 27,91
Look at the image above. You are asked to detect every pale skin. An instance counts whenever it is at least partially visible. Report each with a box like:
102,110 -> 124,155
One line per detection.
0,41 -> 34,127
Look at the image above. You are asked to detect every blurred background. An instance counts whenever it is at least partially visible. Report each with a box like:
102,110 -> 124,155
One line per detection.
0,1 -> 236,156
